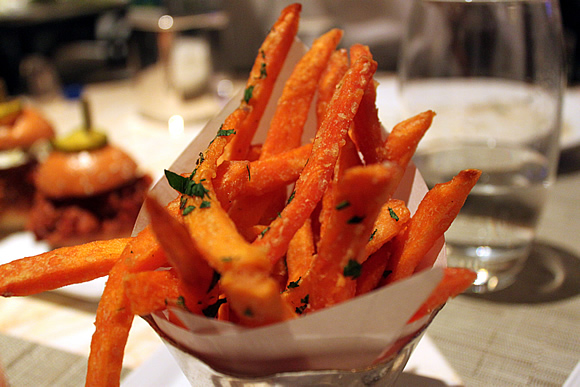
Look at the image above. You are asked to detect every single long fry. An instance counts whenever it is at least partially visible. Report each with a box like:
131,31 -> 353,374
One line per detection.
384,169 -> 482,284
261,28 -> 343,159
223,3 -> 301,161
381,110 -> 435,170
0,237 -> 129,297
254,53 -> 378,265
286,218 -> 315,285
316,48 -> 349,126
349,44 -> 383,164
145,196 -> 215,301
283,162 -> 401,312
86,223 -> 169,386
363,199 -> 410,259
319,135 -> 362,241
409,267 -> 477,323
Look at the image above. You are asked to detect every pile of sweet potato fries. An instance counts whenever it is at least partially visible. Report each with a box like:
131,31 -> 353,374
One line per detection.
0,4 -> 480,386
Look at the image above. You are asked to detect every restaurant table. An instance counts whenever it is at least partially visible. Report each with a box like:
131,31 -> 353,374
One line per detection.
0,74 -> 578,386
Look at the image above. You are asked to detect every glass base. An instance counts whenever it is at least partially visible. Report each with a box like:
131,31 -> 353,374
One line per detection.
446,243 -> 530,293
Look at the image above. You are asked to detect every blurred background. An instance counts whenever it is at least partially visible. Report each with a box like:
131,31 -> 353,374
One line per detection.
1,0 -> 577,99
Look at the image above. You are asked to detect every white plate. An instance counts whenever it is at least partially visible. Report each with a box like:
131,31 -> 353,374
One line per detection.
0,231 -> 106,302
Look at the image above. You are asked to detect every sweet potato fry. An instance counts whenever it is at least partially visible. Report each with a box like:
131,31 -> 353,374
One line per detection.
86,223 -> 170,386
223,3 -> 301,161
246,144 -> 262,161
124,270 -> 181,316
220,269 -> 295,327
0,237 -> 129,297
283,162 -> 401,312
254,53 -> 378,265
408,267 -> 477,323
214,143 -> 312,208
316,48 -> 349,126
181,186 -> 269,274
381,110 -> 435,170
286,218 -> 315,286
125,269 -> 213,317
226,190 -> 284,242
145,196 -> 215,302
261,28 -> 343,159
349,44 -> 383,165
384,169 -> 482,284
356,242 -> 392,296
319,135 -> 362,241
363,199 -> 410,259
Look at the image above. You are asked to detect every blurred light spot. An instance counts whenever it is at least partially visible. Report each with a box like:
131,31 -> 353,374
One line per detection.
158,15 -> 174,30
474,269 -> 489,286
216,79 -> 234,99
168,115 -> 184,137
476,245 -> 492,257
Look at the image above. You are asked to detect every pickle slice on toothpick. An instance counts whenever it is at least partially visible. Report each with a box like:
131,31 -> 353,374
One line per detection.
51,97 -> 108,152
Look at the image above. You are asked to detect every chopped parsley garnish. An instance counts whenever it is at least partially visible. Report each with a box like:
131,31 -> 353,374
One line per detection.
182,205 -> 195,216
259,62 -> 267,79
200,200 -> 211,208
190,181 -> 210,198
369,228 -> 378,241
287,277 -> 301,289
247,165 -> 251,181
221,257 -> 233,263
287,190 -> 296,204
388,207 -> 399,221
260,226 -> 270,237
180,195 -> 188,209
347,215 -> 365,224
202,298 -> 227,318
176,295 -> 190,311
295,294 -> 309,315
335,200 -> 350,210
243,85 -> 255,103
260,49 -> 266,59
217,128 -> 236,137
164,170 -> 210,199
344,259 -> 362,279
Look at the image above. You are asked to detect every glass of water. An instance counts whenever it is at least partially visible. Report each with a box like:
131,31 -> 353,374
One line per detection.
398,0 -> 566,292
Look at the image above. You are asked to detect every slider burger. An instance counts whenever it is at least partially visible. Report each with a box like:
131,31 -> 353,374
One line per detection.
27,99 -> 152,248
0,96 -> 55,233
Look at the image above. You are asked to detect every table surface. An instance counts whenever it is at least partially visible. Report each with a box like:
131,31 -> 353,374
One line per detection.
0,74 -> 579,386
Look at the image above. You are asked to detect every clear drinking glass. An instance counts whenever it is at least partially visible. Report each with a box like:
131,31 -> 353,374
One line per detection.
398,0 -> 566,292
